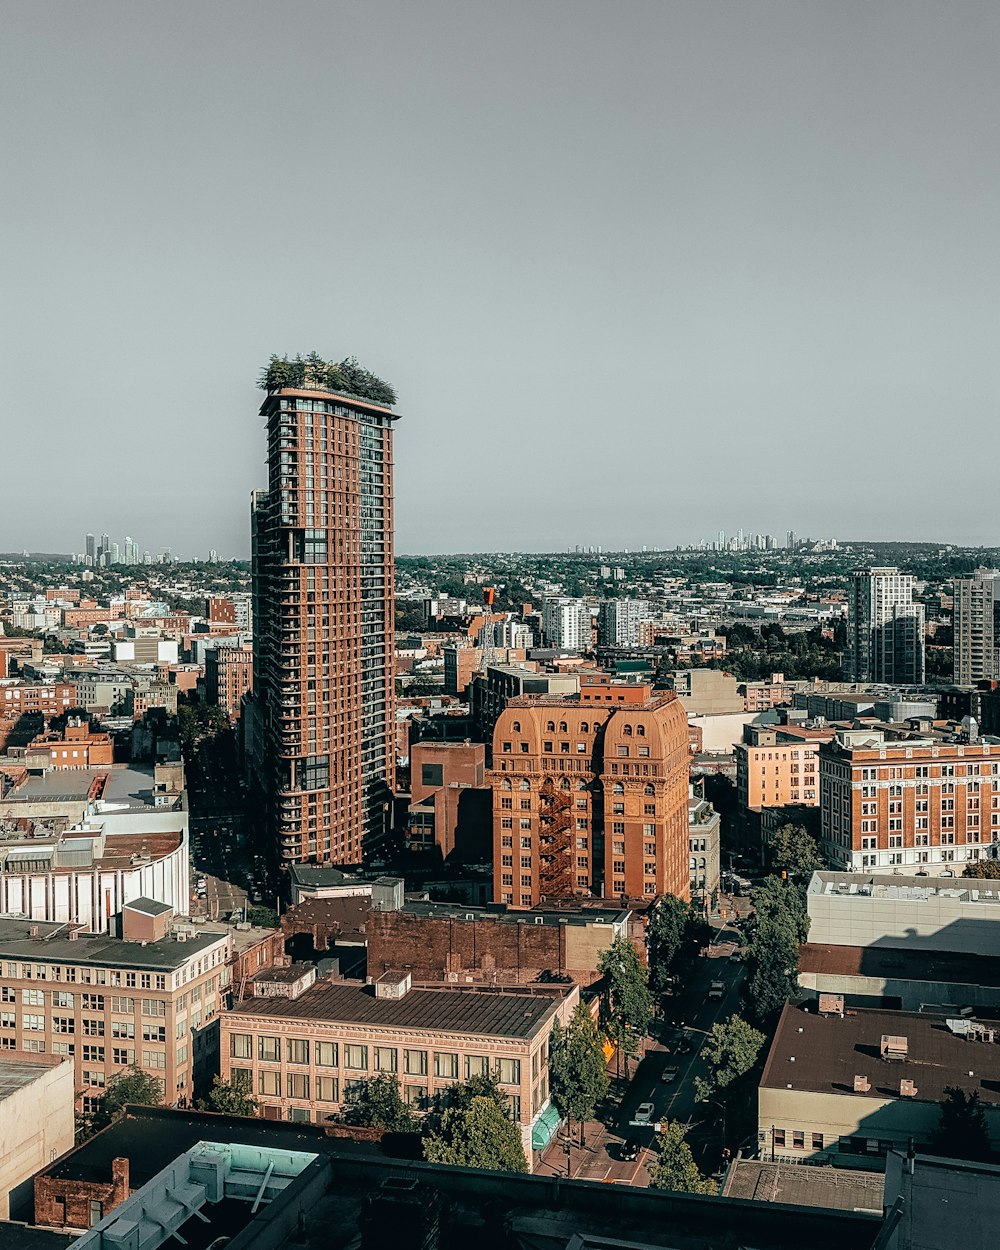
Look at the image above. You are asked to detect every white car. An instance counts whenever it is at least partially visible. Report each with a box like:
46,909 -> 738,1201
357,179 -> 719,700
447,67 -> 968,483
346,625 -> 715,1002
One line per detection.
634,1102 -> 656,1124
709,981 -> 725,999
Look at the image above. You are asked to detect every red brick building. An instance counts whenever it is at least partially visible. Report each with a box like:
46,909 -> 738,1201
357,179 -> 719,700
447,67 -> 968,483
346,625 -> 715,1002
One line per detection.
205,642 -> 253,722
490,680 -> 690,907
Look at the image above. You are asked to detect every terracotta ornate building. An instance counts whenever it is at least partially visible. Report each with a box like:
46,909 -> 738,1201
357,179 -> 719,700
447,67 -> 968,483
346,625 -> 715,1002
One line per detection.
489,680 -> 690,907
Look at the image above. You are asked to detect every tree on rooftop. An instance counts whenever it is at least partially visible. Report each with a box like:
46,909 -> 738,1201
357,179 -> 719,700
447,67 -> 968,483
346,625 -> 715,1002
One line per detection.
963,860 -> 1000,879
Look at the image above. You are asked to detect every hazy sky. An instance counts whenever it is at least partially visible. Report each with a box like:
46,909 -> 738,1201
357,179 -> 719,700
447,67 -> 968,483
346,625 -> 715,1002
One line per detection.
1,2 -> 997,557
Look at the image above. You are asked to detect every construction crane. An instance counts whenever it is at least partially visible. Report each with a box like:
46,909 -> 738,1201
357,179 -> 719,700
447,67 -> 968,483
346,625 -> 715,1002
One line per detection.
480,586 -> 499,669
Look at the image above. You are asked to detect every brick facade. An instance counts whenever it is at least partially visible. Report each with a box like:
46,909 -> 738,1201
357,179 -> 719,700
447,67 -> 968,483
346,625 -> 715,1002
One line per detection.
35,1156 -> 129,1230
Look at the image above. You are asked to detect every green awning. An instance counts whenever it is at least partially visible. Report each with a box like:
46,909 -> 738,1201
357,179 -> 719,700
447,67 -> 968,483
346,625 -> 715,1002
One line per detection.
531,1101 -> 563,1150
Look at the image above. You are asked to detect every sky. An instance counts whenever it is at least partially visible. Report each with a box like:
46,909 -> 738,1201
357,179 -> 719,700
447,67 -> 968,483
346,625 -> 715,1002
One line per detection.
1,2 -> 997,558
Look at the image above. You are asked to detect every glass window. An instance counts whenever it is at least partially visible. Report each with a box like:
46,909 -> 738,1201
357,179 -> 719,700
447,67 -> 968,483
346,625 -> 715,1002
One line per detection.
465,1054 -> 490,1079
316,1040 -> 339,1067
434,1052 -> 459,1079
497,1057 -> 521,1085
375,1046 -> 397,1072
287,1037 -> 310,1065
405,1049 -> 428,1076
344,1044 -> 368,1071
316,1075 -> 339,1102
258,1035 -> 281,1063
404,1084 -> 428,1108
258,1069 -> 280,1096
287,1072 -> 310,1100
230,1033 -> 252,1059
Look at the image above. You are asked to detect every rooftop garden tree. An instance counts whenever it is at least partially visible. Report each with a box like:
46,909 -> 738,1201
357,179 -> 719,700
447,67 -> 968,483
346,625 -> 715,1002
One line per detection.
258,353 -> 396,406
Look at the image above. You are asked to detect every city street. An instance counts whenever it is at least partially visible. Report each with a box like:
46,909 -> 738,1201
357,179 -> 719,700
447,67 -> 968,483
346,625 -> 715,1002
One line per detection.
536,913 -> 747,1184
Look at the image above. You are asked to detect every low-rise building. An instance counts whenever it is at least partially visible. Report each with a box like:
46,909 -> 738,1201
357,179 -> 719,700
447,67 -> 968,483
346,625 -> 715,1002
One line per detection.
0,1053 -> 75,1219
688,783 -> 720,905
759,1003 -> 1000,1167
220,971 -> 576,1163
736,723 -> 828,810
407,740 -> 488,860
0,907 -> 231,1117
204,642 -> 253,722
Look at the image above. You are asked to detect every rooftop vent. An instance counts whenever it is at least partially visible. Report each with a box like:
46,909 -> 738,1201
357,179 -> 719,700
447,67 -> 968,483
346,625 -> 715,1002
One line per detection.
881,1035 -> 908,1061
375,970 -> 412,1000
854,1075 -> 872,1093
900,1080 -> 918,1098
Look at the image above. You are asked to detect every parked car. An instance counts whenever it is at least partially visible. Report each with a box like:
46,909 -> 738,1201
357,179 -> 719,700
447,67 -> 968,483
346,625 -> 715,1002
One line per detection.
660,1066 -> 678,1083
620,1138 -> 640,1162
708,980 -> 725,999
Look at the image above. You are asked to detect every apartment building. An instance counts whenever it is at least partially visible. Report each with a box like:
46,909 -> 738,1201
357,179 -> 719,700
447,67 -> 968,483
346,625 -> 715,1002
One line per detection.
541,598 -> 591,650
407,740 -> 488,859
845,568 -> 925,685
489,680 -> 690,907
818,728 -> 1000,873
736,724 -> 829,810
0,682 -> 75,717
220,970 -> 576,1163
953,568 -> 1000,685
249,365 -> 398,867
0,905 -> 231,1117
204,641 -> 253,722
688,785 -> 721,904
597,599 -> 649,647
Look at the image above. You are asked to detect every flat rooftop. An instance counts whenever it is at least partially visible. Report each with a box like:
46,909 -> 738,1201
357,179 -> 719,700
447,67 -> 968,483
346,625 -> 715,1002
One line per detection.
762,1003 -> 1000,1106
394,899 -> 630,929
800,942 -> 1000,990
0,917 -> 227,971
722,1160 -> 884,1213
0,1053 -> 64,1100
228,979 -> 569,1039
809,870 -> 1000,906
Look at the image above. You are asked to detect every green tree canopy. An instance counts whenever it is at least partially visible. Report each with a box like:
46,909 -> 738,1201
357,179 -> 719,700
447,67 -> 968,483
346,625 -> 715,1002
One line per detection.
964,860 -> 1000,879
200,1075 -> 258,1117
767,824 -> 824,880
646,895 -> 709,997
598,935 -> 653,1072
549,1002 -> 610,1143
693,1014 -> 765,1104
88,1065 -> 163,1134
647,1121 -> 716,1194
338,1074 -> 419,1132
422,1074 -> 527,1172
742,878 -> 807,1024
932,1086 -> 993,1162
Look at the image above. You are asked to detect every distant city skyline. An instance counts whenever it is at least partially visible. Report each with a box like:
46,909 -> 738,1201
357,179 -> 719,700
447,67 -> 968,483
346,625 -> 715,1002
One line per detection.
1,3 -> 996,558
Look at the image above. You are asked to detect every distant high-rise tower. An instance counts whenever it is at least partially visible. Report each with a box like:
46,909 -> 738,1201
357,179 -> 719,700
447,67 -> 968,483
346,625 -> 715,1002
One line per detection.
85,533 -> 96,565
846,567 -> 925,685
249,355 -> 398,867
953,568 -> 1000,685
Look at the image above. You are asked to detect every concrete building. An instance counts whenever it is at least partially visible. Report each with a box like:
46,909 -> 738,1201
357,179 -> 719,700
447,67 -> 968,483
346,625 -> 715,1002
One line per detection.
818,728 -> 1000,874
845,568 -> 925,685
220,971 -> 576,1163
0,765 -> 189,932
541,598 -> 591,650
953,568 -> 1000,685
489,680 -> 690,907
597,599 -> 649,647
366,899 -> 630,986
736,723 -> 826,811
22,1103 -> 882,1250
0,908 -> 231,1117
249,364 -> 398,868
665,668 -> 745,715
688,783 -> 720,906
759,1003 -> 1000,1167
204,641 -> 253,722
0,1053 -> 75,1219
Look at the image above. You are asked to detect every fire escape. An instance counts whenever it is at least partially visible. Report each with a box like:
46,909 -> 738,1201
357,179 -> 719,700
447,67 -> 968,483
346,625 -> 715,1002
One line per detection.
538,778 -> 574,899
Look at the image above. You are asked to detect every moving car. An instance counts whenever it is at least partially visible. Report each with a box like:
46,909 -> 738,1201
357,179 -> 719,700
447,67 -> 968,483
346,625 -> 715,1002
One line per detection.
660,1066 -> 678,1083
708,980 -> 725,999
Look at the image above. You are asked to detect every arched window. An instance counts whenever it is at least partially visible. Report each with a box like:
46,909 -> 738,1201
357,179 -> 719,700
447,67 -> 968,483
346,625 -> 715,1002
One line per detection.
637,724 -> 646,737
581,721 -> 589,733
501,778 -> 512,791
644,784 -> 655,796
546,720 -> 556,733
560,778 -> 571,791
613,782 -> 624,795
577,780 -> 588,791
559,721 -> 568,733
519,778 -> 530,791
623,724 -> 633,737
512,721 -> 521,733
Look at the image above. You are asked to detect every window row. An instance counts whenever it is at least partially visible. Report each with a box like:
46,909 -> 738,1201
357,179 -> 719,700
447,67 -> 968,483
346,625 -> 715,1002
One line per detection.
229,1035 -> 521,1083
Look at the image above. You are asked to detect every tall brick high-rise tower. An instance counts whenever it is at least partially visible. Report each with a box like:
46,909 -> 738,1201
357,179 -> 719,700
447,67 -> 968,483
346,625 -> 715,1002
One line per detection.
249,355 -> 398,867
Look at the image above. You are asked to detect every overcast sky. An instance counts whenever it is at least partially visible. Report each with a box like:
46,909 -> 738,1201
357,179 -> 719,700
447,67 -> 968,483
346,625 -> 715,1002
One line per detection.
1,2 -> 996,558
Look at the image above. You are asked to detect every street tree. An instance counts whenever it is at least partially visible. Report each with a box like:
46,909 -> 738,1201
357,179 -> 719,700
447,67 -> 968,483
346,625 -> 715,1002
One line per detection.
646,896 -> 709,998
693,1014 -> 765,1104
598,935 -> 653,1078
338,1074 -> 418,1132
768,824 -> 824,880
422,1074 -> 527,1172
932,1086 -> 993,1162
742,878 -> 806,1024
549,1002 -> 610,1149
647,1121 -> 716,1194
200,1075 -> 258,1117
87,1066 -> 163,1135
